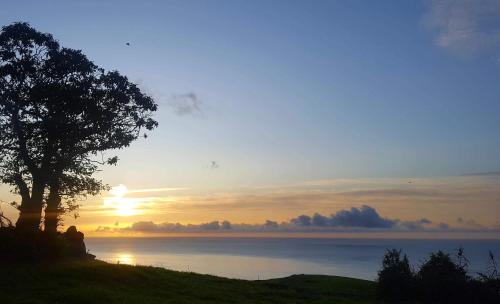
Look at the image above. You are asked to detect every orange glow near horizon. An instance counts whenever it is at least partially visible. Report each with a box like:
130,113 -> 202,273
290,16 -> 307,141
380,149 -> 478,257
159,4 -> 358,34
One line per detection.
104,184 -> 140,217
2,175 -> 500,239
82,231 -> 500,240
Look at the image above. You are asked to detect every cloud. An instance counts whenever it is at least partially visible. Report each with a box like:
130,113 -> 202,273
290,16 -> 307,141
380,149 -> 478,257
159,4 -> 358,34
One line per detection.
329,205 -> 395,228
462,171 -> 500,177
312,213 -> 330,227
168,93 -> 203,116
96,205 -> 454,234
335,189 -> 441,198
209,161 -> 220,170
291,205 -> 430,230
130,221 -> 159,232
291,205 -> 395,228
83,175 -> 500,234
399,218 -> 433,230
158,175 -> 500,222
438,222 -> 450,230
457,217 -> 484,229
264,220 -> 279,228
199,221 -> 221,230
221,220 -> 232,230
95,226 -> 111,232
127,187 -> 188,194
422,0 -> 500,58
291,214 -> 312,226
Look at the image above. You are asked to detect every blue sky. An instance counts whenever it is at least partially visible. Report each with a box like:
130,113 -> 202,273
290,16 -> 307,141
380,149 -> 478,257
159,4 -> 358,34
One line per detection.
1,1 -> 500,233
2,0 -> 499,184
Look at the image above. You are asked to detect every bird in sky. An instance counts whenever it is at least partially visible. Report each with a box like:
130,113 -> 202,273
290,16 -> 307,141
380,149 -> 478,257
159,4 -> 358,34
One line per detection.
125,42 -> 130,46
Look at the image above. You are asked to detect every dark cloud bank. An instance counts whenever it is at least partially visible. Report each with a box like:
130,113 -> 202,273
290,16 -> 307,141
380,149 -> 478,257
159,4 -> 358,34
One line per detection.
97,205 -> 484,234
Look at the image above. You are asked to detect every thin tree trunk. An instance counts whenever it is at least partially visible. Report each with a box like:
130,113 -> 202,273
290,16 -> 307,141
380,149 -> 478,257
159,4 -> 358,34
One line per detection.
44,184 -> 61,233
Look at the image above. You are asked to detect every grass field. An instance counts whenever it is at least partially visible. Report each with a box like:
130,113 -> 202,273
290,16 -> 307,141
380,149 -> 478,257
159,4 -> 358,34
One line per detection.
1,260 -> 379,304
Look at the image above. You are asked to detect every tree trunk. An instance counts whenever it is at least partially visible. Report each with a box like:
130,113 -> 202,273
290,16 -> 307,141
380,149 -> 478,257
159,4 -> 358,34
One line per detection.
44,185 -> 61,233
15,199 -> 43,232
15,181 -> 45,233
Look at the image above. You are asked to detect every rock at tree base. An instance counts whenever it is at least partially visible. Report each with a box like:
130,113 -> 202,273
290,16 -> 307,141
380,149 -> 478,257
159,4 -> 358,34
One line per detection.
63,226 -> 87,257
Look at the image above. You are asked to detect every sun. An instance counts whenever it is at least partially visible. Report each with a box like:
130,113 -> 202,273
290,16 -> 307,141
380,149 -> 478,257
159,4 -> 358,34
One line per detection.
109,184 -> 128,197
114,197 -> 137,216
104,184 -> 138,216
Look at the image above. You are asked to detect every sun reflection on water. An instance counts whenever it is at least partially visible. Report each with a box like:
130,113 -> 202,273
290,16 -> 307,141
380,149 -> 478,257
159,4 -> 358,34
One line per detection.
116,253 -> 136,265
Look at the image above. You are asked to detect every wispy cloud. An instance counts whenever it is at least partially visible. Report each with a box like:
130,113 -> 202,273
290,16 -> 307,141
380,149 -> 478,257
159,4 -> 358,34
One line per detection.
127,187 -> 188,194
422,0 -> 500,58
456,217 -> 485,229
208,161 -> 220,170
168,92 -> 203,116
72,175 -> 500,234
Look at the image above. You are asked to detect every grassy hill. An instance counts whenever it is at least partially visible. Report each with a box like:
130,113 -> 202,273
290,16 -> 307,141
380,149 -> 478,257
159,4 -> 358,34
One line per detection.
1,260 -> 379,304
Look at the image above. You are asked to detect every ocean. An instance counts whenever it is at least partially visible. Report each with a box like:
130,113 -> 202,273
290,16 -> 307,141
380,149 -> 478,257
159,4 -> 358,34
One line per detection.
86,237 -> 500,280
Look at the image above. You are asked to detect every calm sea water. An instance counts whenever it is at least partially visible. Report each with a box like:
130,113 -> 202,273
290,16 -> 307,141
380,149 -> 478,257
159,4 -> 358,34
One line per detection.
86,237 -> 500,280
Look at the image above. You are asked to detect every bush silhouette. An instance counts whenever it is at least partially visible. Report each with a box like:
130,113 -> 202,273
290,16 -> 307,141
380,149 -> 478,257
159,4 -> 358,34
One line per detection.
475,251 -> 500,303
417,250 -> 469,303
378,248 -> 500,303
377,249 -> 415,301
0,226 -> 91,261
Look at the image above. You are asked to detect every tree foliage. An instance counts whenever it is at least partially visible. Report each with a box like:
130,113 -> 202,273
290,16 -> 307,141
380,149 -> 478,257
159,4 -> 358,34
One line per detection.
378,247 -> 500,303
417,250 -> 469,303
0,22 -> 158,232
377,249 -> 415,301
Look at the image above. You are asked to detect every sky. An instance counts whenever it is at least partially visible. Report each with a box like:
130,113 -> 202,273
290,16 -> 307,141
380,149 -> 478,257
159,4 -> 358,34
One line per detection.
0,0 -> 499,237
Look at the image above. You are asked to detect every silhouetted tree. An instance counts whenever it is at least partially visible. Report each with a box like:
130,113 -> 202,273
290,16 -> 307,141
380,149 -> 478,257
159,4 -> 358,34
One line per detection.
377,248 -> 415,301
476,251 -> 500,303
378,247 -> 500,303
0,22 -> 158,233
44,171 -> 106,233
478,251 -> 499,281
417,250 -> 469,303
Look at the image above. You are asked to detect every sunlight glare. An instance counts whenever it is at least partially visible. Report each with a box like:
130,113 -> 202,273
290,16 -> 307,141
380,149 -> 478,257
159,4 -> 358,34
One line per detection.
116,253 -> 135,265
110,184 -> 128,197
104,184 -> 139,216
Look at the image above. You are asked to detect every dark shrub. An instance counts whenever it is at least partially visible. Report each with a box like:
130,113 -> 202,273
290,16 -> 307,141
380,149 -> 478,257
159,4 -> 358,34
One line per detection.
377,247 -> 500,303
417,250 -> 469,303
377,249 -> 415,301
0,226 -> 92,261
475,251 -> 500,303
63,226 -> 87,257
